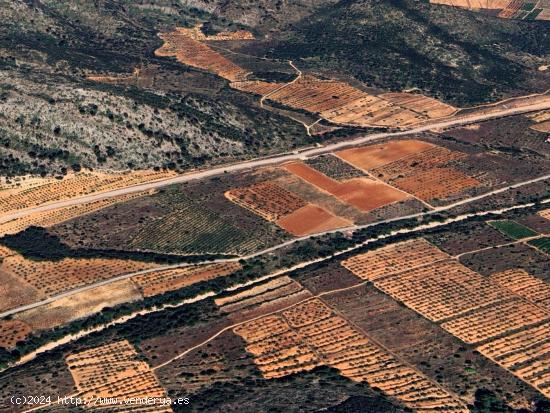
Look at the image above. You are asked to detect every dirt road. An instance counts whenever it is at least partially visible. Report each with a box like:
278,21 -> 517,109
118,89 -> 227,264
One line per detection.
1,98 -> 549,225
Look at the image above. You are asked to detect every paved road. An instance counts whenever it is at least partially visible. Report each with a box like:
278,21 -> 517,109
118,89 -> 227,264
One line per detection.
1,99 -> 549,225
2,173 -> 548,319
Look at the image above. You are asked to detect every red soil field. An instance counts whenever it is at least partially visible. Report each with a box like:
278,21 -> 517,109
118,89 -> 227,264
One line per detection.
276,204 -> 352,236
225,181 -> 307,221
283,162 -> 408,212
335,140 -> 434,171
393,167 -> 479,201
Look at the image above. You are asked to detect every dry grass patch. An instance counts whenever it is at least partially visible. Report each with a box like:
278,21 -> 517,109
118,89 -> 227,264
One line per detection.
16,279 -> 142,331
0,319 -> 32,349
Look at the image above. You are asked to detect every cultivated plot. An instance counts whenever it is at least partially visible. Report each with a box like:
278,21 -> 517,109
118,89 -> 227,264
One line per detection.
233,298 -> 468,413
65,340 -> 172,412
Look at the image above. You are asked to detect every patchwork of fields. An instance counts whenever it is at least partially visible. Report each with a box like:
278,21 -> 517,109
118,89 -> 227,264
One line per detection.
154,27 -> 458,130
342,234 -> 550,397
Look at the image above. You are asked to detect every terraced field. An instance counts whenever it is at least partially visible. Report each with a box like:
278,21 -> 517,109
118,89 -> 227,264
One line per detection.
233,298 -> 469,412
155,28 -> 250,81
342,238 -> 550,397
66,340 -> 172,412
429,0 -> 550,20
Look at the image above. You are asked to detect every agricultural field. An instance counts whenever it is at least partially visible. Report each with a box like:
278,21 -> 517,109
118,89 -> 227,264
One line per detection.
0,191 -> 150,237
234,298 -> 469,412
155,27 -> 251,82
322,283 -> 540,408
429,0 -> 550,20
282,162 -> 409,212
0,319 -> 32,349
529,236 -> 550,255
215,276 -> 313,320
50,179 -> 288,257
341,238 -> 450,281
488,219 -> 538,240
460,242 -> 550,281
337,140 -> 480,203
1,253 -> 157,296
131,262 -> 241,298
304,155 -> 365,181
490,268 -> 550,307
226,180 -> 351,236
65,340 -> 172,411
426,220 -> 511,255
341,236 -> 550,398
0,170 -> 175,215
262,76 -> 456,128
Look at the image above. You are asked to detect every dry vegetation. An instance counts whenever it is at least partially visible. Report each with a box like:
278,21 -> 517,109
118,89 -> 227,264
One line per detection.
16,279 -> 142,331
233,298 -> 468,412
131,262 -> 241,297
1,254 -> 157,296
0,319 -> 32,349
65,340 -> 172,412
0,171 -> 175,214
